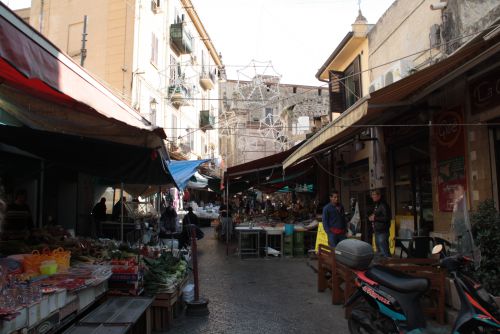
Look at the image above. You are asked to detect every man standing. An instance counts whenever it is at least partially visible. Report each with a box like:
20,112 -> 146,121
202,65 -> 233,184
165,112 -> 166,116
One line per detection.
369,189 -> 392,258
322,190 -> 346,247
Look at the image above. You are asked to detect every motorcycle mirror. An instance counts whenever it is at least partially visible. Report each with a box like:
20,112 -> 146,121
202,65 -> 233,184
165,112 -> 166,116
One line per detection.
432,244 -> 443,255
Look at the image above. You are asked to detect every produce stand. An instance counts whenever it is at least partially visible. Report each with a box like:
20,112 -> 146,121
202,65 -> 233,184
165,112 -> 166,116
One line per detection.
150,276 -> 188,331
0,273 -> 110,334
0,222 -> 190,334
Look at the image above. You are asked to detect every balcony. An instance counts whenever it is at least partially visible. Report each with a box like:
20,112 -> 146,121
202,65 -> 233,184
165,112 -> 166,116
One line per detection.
168,85 -> 191,108
200,110 -> 215,130
170,23 -> 193,54
199,70 -> 216,90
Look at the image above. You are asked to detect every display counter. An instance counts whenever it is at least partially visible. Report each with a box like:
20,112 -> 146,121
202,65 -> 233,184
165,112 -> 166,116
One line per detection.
0,277 -> 109,334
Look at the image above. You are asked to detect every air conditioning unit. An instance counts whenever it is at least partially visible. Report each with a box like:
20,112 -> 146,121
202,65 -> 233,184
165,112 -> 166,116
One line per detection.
369,75 -> 385,93
384,59 -> 413,86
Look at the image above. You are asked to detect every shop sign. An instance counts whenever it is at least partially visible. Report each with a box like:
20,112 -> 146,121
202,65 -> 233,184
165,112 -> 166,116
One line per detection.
434,108 -> 467,212
469,66 -> 500,115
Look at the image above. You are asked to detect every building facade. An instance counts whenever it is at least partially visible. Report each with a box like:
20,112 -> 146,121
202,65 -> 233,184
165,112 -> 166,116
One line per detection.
20,0 -> 223,166
286,0 -> 500,242
219,78 -> 329,167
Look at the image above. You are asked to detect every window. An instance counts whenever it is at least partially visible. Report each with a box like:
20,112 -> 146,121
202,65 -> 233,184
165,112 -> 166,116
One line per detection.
343,56 -> 361,108
171,114 -> 177,140
169,55 -> 177,85
328,55 -> 362,113
293,86 -> 297,94
201,137 -> 206,155
151,33 -> 158,66
187,131 -> 195,151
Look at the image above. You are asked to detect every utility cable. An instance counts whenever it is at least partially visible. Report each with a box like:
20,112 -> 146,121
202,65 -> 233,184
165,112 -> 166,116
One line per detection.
176,23 -> 498,141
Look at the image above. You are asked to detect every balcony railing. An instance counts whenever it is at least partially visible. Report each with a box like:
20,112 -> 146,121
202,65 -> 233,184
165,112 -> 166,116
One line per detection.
199,69 -> 216,90
200,110 -> 215,130
170,23 -> 193,54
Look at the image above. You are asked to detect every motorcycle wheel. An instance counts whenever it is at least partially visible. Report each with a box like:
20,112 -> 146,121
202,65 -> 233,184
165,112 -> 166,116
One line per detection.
348,301 -> 397,334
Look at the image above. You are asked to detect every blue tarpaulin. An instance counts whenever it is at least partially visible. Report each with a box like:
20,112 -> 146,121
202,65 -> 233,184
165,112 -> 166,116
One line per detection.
167,159 -> 210,190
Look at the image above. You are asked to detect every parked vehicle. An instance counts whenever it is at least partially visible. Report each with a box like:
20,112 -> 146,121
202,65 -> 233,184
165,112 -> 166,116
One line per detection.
338,239 -> 500,333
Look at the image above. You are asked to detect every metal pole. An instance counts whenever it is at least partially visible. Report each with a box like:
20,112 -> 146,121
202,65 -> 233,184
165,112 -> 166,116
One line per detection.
38,160 -> 45,228
191,226 -> 200,301
226,178 -> 230,256
80,15 -> 88,67
120,184 -> 124,242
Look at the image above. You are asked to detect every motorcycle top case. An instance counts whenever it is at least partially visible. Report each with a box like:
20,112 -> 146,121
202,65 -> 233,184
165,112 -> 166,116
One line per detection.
334,239 -> 374,270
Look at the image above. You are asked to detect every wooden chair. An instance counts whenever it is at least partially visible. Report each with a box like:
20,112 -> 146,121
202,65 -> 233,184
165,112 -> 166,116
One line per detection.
317,244 -> 334,299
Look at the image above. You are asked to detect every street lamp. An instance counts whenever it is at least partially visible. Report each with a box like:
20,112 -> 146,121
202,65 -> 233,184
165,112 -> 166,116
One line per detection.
150,98 -> 158,113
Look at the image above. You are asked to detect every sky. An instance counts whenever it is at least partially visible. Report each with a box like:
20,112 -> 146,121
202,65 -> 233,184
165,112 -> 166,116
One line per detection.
191,0 -> 395,86
3,0 -> 395,86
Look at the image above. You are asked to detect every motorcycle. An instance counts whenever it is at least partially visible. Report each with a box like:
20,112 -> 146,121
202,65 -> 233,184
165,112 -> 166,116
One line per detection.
344,242 -> 500,333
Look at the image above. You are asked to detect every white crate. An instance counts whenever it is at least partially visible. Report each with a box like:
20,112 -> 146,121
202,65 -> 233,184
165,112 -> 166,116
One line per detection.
77,286 -> 95,311
0,308 -> 28,334
56,289 -> 67,308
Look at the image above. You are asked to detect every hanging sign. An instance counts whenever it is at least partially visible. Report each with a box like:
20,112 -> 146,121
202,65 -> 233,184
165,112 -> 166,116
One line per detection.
434,108 -> 467,212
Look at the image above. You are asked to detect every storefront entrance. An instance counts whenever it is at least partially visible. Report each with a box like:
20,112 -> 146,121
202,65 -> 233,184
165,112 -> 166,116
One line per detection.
391,136 -> 433,235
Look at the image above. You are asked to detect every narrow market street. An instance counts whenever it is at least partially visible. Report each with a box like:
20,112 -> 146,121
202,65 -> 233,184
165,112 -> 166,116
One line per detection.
167,228 -> 349,334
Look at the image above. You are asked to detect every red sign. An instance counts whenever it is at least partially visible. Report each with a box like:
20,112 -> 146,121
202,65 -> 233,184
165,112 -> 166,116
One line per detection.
469,66 -> 500,115
434,108 -> 467,212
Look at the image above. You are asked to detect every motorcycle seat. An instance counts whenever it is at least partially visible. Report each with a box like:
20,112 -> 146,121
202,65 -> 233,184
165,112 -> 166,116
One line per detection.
366,265 -> 429,293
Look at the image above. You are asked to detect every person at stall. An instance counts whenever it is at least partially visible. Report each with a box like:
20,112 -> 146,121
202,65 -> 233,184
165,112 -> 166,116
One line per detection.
179,207 -> 203,248
183,207 -> 199,227
4,189 -> 33,233
368,189 -> 392,258
322,190 -> 346,247
160,202 -> 177,234
112,196 -> 128,221
219,201 -> 233,241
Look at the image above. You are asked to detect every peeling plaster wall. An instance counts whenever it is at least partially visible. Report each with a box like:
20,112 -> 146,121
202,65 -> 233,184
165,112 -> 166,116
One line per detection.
442,0 -> 500,54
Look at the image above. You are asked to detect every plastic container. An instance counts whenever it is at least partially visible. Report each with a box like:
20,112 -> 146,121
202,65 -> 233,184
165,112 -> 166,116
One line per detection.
284,224 -> 294,236
182,284 -> 195,302
334,239 -> 374,270
39,260 -> 58,275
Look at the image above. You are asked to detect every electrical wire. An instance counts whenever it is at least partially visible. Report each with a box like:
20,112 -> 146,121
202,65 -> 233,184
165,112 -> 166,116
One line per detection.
176,24 -> 498,141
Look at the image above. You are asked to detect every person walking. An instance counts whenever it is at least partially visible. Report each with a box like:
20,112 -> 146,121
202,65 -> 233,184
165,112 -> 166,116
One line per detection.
322,190 -> 347,247
368,189 -> 392,258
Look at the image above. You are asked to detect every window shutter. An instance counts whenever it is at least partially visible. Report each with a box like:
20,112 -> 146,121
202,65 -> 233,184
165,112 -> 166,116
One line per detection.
329,70 -> 345,113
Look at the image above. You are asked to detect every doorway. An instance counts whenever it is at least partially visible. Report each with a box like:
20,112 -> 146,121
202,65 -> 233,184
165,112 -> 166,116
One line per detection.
392,138 -> 433,235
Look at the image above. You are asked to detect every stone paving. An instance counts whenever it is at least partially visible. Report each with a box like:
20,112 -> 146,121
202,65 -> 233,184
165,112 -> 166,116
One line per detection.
165,228 -> 349,334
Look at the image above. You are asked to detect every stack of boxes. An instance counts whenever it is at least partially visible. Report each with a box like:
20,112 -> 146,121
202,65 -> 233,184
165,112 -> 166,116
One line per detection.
108,258 -> 144,296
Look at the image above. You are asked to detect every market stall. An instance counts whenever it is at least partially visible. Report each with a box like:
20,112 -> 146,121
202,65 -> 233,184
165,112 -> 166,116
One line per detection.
0,3 -> 194,333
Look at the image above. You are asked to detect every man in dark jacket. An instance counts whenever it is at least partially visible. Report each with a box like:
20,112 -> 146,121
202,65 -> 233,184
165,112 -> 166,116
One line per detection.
369,189 -> 392,257
322,190 -> 346,247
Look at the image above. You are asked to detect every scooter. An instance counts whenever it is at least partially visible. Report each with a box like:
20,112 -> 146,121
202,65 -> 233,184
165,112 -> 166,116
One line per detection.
345,243 -> 500,333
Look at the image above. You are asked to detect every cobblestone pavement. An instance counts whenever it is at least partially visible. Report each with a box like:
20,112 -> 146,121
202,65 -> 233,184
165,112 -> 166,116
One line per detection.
166,228 -> 349,334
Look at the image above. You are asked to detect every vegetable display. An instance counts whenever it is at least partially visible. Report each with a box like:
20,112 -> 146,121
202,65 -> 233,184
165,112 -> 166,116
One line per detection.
143,252 -> 188,294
